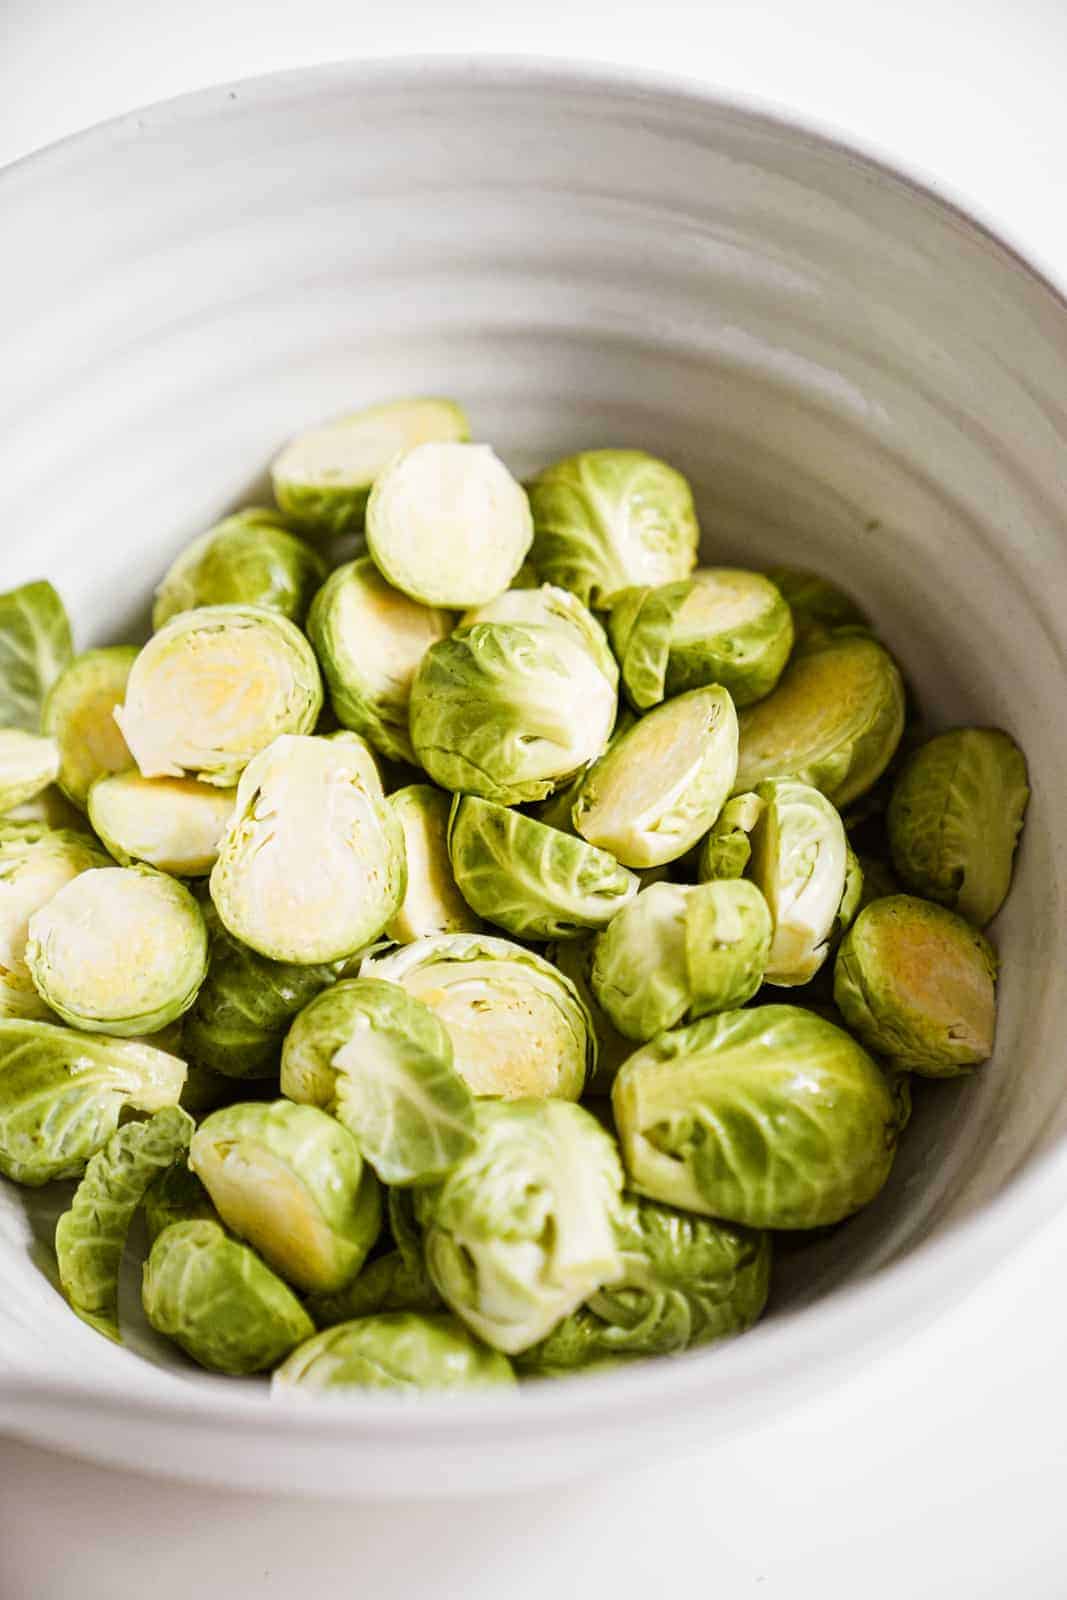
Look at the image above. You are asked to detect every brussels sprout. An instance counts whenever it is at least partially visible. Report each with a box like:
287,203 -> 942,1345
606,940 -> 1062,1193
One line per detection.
608,570 -> 793,711
2,784 -> 83,831
764,567 -> 869,644
274,1312 -> 516,1395
746,778 -> 848,986
366,443 -> 533,607
306,558 -> 451,765
735,633 -> 905,807
142,1219 -> 314,1374
306,1249 -> 443,1328
272,398 -> 471,539
545,935 -> 633,1093
834,895 -> 997,1075
88,772 -> 236,876
153,510 -> 326,630
448,796 -> 638,941
280,978 -> 475,1185
26,866 -> 208,1036
0,824 -> 111,1019
0,730 -> 60,814
144,1154 -> 216,1243
518,1198 -> 771,1373
114,606 -> 322,788
886,728 -> 1029,927
698,791 -> 764,882
43,646 -> 138,808
410,622 -> 616,805
363,934 -> 594,1100
0,579 -> 73,732
386,784 -> 481,944
0,1019 -> 186,1185
414,1098 -> 624,1353
612,1005 -> 897,1228
527,450 -> 699,607
210,733 -> 405,963
573,685 -> 739,869
461,583 -> 619,691
55,1106 -> 195,1340
189,1100 -> 381,1293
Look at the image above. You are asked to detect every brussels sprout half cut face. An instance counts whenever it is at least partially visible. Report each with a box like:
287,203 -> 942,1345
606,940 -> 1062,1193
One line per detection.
152,510 -> 326,631
274,1312 -> 516,1395
0,825 -> 112,1020
43,646 -> 138,808
0,579 -> 73,733
88,772 -> 237,876
386,784 -> 481,945
747,778 -> 849,986
0,730 -> 60,815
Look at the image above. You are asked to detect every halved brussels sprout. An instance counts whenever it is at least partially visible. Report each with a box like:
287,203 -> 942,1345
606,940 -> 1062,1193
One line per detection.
273,1312 -> 516,1395
461,583 -> 618,690
698,791 -> 764,882
43,646 -> 138,807
573,685 -> 739,869
307,558 -> 451,765
545,934 -> 633,1093
0,1018 -> 186,1185
210,733 -> 405,963
142,1219 -> 314,1374
414,1098 -> 624,1353
834,894 -> 997,1075
366,442 -> 533,607
26,866 -> 208,1036
189,1100 -> 381,1293
410,621 -> 616,805
0,730 -> 60,814
386,784 -> 481,944
115,605 -> 322,787
152,509 -> 326,630
144,1153 -> 216,1243
272,398 -> 471,539
887,728 -> 1029,927
735,633 -> 905,807
747,778 -> 848,986
527,450 -> 699,607
363,934 -> 594,1100
0,824 -> 110,1019
306,1249 -> 443,1328
518,1197 -> 771,1373
0,579 -> 73,732
448,796 -> 638,941
87,772 -> 237,876
764,567 -> 869,644
612,1005 -> 897,1227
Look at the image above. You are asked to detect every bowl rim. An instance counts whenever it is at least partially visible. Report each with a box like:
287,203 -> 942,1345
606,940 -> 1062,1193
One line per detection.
2,52 -> 1066,1447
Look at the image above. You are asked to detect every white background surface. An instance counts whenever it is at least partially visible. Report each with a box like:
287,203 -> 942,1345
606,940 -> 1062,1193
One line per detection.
3,3 -> 1067,1596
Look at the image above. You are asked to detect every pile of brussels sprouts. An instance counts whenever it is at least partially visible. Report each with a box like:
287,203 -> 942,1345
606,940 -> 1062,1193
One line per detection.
0,397 -> 1029,1397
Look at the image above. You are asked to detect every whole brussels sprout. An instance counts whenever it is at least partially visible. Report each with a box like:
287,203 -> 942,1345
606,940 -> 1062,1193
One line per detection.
0,824 -> 111,1019
142,1219 -> 314,1374
26,865 -> 209,1036
527,450 -> 699,607
115,605 -> 322,787
43,646 -> 138,808
152,509 -> 326,630
273,1312 -> 516,1395
612,1005 -> 897,1228
210,733 -> 406,963
366,442 -> 533,607
414,1098 -> 624,1353
144,1153 -> 216,1244
0,579 -> 73,732
87,771 -> 237,876
698,791 -> 763,882
0,730 -> 60,814
461,582 -> 619,691
886,728 -> 1029,927
573,685 -> 739,869
386,784 -> 481,944
189,1100 -> 381,1293
545,934 -> 633,1093
747,778 -> 848,986
764,567 -> 869,644
363,934 -> 594,1100
834,894 -> 997,1075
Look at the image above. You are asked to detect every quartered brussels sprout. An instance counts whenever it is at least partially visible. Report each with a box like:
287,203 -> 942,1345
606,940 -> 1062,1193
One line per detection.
0,730 -> 60,814
210,733 -> 406,963
518,1197 -> 771,1374
746,778 -> 848,986
545,934 -> 633,1093
0,824 -> 110,1019
834,895 -> 997,1075
142,1219 -> 314,1374
612,1005 -> 897,1228
410,620 -> 617,805
386,785 -> 480,944
574,685 -> 739,869
307,558 -> 451,765
363,934 -> 594,1100
88,772 -> 236,876
608,570 -> 793,711
26,865 -> 208,1036
887,728 -> 1029,927
115,605 -> 322,787
272,398 -> 471,539
0,1018 -> 186,1185
735,632 -> 905,807
274,1312 -> 516,1395
43,645 -> 138,808
448,795 -> 638,941
153,509 -> 326,630
461,582 -> 619,690
0,579 -> 73,732
764,567 -> 869,644
527,450 -> 699,607
414,1098 -> 624,1353
698,791 -> 763,882
144,1153 -> 216,1244
366,442 -> 533,607
189,1100 -> 381,1293
55,1105 -> 194,1341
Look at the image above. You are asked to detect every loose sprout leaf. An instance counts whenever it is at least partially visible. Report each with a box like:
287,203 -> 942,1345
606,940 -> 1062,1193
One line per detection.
0,581 -> 73,733
273,1311 -> 516,1395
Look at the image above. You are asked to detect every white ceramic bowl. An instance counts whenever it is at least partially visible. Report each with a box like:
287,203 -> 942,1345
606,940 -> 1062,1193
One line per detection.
2,58 -> 1066,1499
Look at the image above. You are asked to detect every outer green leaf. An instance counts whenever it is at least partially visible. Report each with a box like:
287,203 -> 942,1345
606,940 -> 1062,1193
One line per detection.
0,581 -> 73,732
153,509 -> 326,630
698,792 -> 764,882
273,1311 -> 516,1394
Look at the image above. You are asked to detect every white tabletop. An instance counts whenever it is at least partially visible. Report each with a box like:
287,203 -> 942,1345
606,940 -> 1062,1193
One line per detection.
3,4 -> 1067,1595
